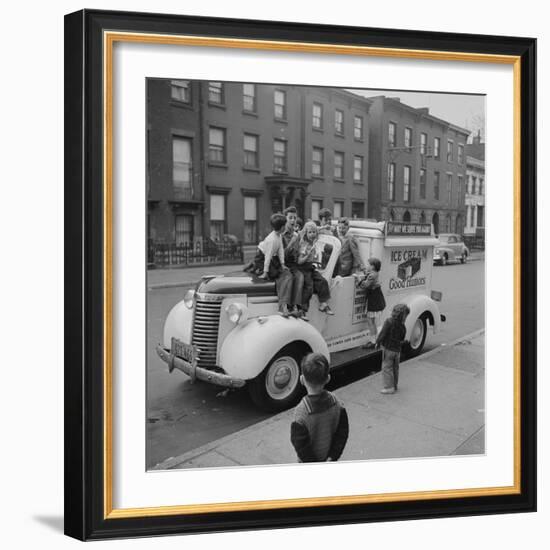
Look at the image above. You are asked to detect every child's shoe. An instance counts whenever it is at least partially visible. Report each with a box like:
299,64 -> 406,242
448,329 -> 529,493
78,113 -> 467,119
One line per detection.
319,303 -> 334,315
279,304 -> 290,318
380,388 -> 395,394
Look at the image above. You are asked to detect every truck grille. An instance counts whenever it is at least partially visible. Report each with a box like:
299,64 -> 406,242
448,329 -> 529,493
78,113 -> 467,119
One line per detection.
192,297 -> 222,369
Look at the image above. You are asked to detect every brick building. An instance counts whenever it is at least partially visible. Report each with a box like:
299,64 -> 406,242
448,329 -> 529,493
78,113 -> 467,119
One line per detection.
366,96 -> 470,235
147,82 -> 474,248
147,80 -> 371,246
464,134 -> 485,236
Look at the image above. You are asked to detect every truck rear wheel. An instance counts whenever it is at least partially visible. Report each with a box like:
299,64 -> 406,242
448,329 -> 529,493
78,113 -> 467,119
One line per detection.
403,314 -> 428,358
248,344 -> 307,412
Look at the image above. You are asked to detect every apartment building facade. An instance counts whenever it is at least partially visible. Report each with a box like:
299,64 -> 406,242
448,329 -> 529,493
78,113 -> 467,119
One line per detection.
367,96 -> 470,235
147,80 -> 372,245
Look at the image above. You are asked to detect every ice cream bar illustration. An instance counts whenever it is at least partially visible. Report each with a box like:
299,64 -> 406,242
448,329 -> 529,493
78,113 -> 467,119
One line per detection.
397,257 -> 421,280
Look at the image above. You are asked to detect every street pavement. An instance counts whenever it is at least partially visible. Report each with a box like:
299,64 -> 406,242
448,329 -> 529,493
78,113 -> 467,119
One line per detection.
146,257 -> 485,468
154,331 -> 485,469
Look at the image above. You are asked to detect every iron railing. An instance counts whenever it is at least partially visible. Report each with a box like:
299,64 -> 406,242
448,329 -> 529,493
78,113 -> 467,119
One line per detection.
148,237 -> 244,267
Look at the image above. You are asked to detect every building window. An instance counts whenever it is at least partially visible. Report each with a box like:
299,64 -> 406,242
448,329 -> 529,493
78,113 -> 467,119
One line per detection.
335,109 -> 344,135
311,199 -> 323,220
420,168 -> 427,199
458,175 -> 464,201
208,127 -> 226,163
354,155 -> 363,182
388,122 -> 397,147
312,102 -> 323,129
209,194 -> 226,241
312,147 -> 324,177
243,83 -> 256,112
172,137 -> 193,199
274,89 -> 286,120
354,115 -> 363,140
244,196 -> 258,244
403,165 -> 411,202
171,80 -> 190,103
458,144 -> 464,165
479,178 -> 484,195
352,201 -> 365,219
334,152 -> 344,179
434,137 -> 441,159
333,201 -> 344,219
403,211 -> 411,222
420,132 -> 428,155
447,140 -> 454,162
404,127 -> 412,148
208,82 -> 224,104
243,134 -> 259,168
273,139 -> 287,173
433,171 -> 440,200
175,215 -> 194,245
387,162 -> 396,201
447,173 -> 453,203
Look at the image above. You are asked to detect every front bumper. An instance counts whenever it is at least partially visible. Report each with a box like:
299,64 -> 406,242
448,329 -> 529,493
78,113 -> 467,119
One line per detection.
156,345 -> 246,388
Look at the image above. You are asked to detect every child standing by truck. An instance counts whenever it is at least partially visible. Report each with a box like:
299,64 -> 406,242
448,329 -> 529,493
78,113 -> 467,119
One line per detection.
358,257 -> 386,349
290,353 -> 349,462
376,303 -> 410,394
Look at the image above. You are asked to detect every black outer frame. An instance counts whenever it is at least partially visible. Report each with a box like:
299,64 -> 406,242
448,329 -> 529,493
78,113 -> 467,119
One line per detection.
64,9 -> 536,541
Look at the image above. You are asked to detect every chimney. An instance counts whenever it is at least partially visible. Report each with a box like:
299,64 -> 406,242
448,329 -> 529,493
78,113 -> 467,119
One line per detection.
417,107 -> 430,115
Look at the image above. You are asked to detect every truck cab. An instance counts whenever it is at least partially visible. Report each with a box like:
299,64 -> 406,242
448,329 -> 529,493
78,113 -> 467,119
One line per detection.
157,220 -> 445,411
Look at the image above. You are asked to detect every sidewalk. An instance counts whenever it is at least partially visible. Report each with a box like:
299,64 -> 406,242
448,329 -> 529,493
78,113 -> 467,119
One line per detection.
154,331 -> 485,470
148,250 -> 485,290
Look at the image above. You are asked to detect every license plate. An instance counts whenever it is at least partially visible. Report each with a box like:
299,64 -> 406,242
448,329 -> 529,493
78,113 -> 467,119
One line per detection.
171,338 -> 195,363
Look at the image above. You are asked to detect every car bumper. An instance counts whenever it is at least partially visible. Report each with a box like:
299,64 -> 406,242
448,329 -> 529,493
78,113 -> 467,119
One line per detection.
156,345 -> 246,388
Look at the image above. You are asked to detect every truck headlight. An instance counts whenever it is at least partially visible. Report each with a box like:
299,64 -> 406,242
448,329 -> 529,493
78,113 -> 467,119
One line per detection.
225,303 -> 248,324
183,289 -> 195,309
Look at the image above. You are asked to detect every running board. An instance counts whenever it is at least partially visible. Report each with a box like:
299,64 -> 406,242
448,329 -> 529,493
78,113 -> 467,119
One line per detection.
330,346 -> 382,371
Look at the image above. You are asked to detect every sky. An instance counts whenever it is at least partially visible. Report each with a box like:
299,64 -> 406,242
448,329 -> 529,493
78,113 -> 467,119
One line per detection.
348,89 -> 485,141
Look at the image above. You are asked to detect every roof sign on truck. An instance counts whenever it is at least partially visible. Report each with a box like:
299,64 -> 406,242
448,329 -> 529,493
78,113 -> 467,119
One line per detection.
386,222 -> 432,236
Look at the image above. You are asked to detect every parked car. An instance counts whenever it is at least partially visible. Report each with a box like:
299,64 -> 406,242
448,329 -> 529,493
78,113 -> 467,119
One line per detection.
157,220 -> 446,411
433,233 -> 469,265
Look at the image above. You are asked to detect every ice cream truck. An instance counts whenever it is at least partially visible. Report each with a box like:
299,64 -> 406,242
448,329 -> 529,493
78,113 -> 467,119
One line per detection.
157,220 -> 445,411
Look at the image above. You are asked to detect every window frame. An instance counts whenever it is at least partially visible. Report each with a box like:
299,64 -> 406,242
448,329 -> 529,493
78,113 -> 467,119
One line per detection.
353,155 -> 363,183
403,165 -> 411,202
354,115 -> 363,141
388,121 -> 397,147
334,151 -> 345,180
335,109 -> 344,135
208,81 -> 225,105
312,102 -> 323,130
208,126 -> 227,164
312,146 -> 324,178
242,83 -> 257,113
170,80 -> 191,103
273,138 -> 288,174
387,162 -> 396,201
274,89 -> 287,120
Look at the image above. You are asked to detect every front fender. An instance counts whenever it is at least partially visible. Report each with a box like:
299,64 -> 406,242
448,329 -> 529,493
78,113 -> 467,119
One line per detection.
399,294 -> 442,338
162,299 -> 193,349
219,315 -> 329,380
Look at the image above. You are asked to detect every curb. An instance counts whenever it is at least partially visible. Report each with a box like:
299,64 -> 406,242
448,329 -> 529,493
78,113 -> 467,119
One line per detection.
152,328 -> 485,470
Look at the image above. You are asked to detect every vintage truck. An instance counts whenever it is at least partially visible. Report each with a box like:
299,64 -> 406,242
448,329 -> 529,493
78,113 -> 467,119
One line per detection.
157,220 -> 445,411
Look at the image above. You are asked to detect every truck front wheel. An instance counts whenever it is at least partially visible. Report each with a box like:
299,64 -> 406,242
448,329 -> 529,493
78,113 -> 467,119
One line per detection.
248,344 -> 306,412
403,314 -> 428,358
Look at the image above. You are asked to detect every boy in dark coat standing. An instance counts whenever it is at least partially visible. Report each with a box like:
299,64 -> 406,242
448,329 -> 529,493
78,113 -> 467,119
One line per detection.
290,353 -> 349,462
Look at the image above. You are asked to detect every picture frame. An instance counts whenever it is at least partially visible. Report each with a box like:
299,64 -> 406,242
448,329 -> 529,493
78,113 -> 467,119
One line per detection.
64,8 -> 536,541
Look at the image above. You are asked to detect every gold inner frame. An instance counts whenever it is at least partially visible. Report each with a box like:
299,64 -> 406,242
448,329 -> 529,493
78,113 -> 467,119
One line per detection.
103,31 -> 522,520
